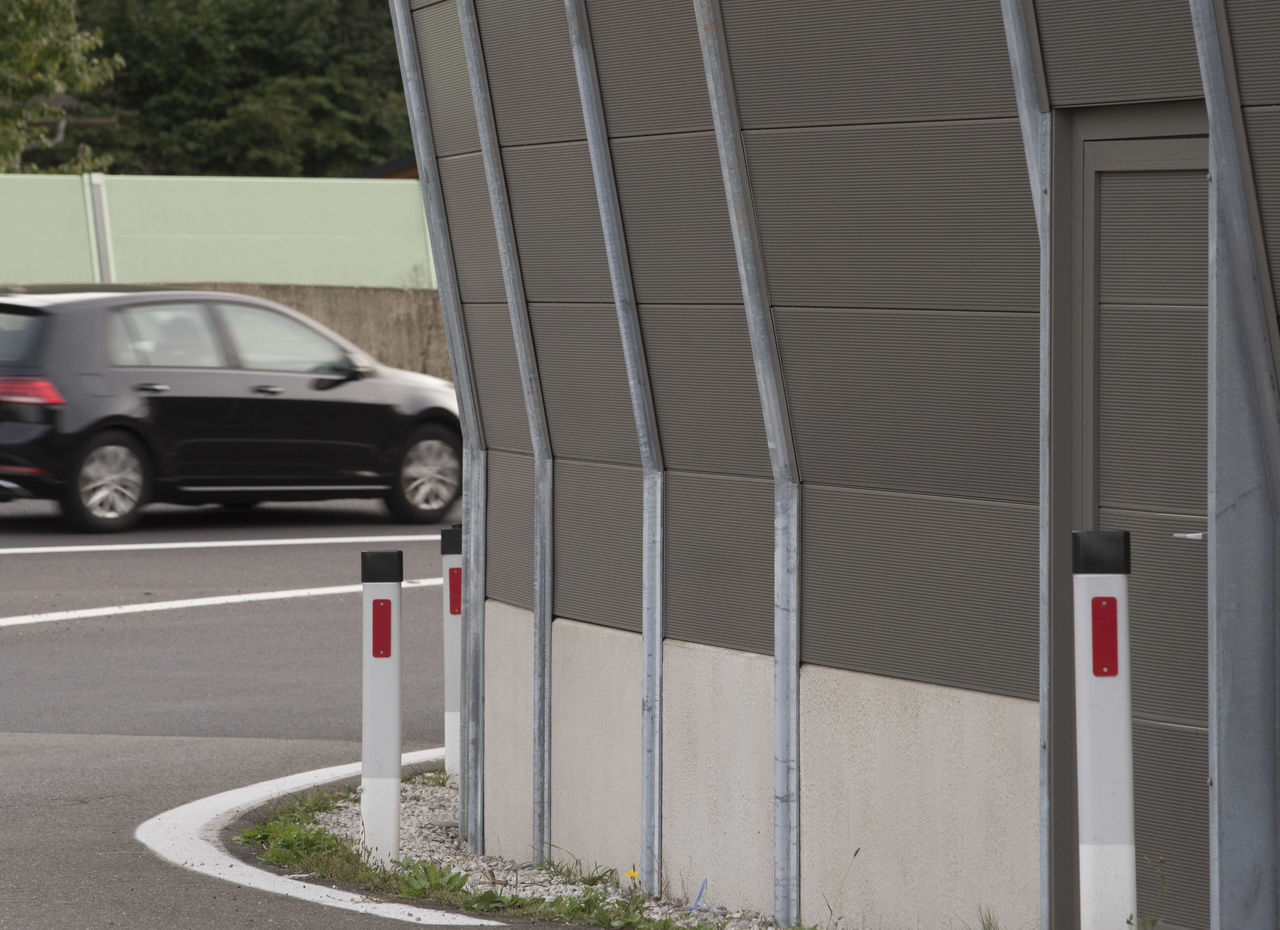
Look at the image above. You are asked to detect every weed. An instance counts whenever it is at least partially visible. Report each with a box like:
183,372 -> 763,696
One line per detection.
415,768 -> 455,788
396,859 -> 469,898
1126,854 -> 1167,929
239,787 -> 730,930
543,843 -> 618,887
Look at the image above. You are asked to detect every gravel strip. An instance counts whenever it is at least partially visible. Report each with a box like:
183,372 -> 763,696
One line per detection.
312,773 -> 776,930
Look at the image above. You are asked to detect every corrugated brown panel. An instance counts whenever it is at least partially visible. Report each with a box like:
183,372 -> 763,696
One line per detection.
1132,722 -> 1210,930
719,0 -> 1015,129
1034,0 -> 1202,107
487,450 -> 535,609
438,154 -> 505,303
464,304 -> 532,454
529,304 -> 639,466
503,143 -> 612,303
1099,510 -> 1208,727
1097,306 -> 1207,515
1244,109 -> 1280,315
745,121 -> 1037,311
1225,0 -> 1280,105
639,306 -> 770,479
612,134 -> 741,305
473,0 -> 583,146
801,485 -> 1038,699
553,460 -> 642,631
413,2 -> 479,158
585,0 -> 710,137
664,472 -> 773,655
1098,171 -> 1208,306
776,308 -> 1037,501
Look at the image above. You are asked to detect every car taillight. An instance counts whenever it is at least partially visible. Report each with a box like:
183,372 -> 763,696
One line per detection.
0,378 -> 66,405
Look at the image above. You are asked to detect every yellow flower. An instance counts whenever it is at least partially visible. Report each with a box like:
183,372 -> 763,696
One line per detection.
626,869 -> 639,880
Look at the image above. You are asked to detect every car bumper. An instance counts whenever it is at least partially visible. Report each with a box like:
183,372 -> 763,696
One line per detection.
0,479 -> 34,501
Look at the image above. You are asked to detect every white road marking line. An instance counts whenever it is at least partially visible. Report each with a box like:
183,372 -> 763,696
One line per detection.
0,534 -> 440,556
135,747 -> 501,927
0,578 -> 443,629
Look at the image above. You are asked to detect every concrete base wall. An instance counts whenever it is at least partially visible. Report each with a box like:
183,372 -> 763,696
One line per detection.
175,283 -> 451,380
800,666 -> 1039,930
662,640 -> 773,913
483,599 -> 534,862
550,619 -> 642,876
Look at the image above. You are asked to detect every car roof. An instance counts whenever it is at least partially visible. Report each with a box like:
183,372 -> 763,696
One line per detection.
0,286 -> 267,312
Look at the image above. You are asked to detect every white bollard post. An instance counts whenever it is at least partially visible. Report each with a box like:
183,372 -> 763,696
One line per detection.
361,549 -> 403,865
441,524 -> 463,778
1072,530 -> 1137,929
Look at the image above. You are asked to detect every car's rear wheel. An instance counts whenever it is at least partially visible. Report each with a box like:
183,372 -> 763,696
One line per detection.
385,423 -> 461,524
60,430 -> 150,532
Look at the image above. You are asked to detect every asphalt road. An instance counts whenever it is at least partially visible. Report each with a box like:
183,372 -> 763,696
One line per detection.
0,498 -> 468,929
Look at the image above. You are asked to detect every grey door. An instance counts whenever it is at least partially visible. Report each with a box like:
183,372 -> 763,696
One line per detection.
1060,109 -> 1209,929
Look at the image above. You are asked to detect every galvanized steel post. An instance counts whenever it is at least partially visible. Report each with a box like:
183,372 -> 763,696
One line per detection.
999,2 -> 1053,925
564,0 -> 667,894
387,0 -> 488,853
1190,3 -> 1280,926
694,0 -> 801,922
458,0 -> 556,866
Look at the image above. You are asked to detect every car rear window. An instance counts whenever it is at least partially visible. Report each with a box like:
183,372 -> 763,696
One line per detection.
0,307 -> 44,364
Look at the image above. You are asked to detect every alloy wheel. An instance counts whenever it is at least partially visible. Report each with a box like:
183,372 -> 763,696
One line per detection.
401,438 -> 461,513
78,444 -> 144,521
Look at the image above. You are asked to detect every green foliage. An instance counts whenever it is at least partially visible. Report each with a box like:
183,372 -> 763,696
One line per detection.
0,0 -> 122,172
239,786 -> 730,930
413,767 -> 454,788
51,0 -> 412,176
396,859 -> 469,898
239,820 -> 350,866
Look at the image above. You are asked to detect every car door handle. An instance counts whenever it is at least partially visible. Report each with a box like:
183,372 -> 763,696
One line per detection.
252,385 -> 284,396
133,382 -> 170,393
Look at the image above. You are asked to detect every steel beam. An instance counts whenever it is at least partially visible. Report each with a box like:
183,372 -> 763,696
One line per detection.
693,1 -> 800,921
563,0 -> 668,895
458,0 -> 555,866
387,0 -> 489,854
1191,3 -> 1280,926
1000,2 -> 1053,927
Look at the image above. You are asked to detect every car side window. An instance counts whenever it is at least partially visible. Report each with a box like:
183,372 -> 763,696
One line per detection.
109,304 -> 226,368
216,303 -> 348,374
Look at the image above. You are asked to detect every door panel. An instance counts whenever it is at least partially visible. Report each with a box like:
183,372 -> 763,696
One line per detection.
106,302 -> 249,481
212,302 -> 393,485
1075,131 -> 1209,930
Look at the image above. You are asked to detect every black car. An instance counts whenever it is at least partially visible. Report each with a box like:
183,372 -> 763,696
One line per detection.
0,287 -> 462,531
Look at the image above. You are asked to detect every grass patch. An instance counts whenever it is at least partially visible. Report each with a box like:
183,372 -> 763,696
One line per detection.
236,785 -> 727,930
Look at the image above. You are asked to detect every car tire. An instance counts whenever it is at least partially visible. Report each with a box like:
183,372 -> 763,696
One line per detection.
385,423 -> 462,525
60,430 -> 150,532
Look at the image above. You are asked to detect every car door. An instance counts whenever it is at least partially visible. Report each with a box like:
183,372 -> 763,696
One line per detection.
211,301 -> 394,485
106,301 -> 249,483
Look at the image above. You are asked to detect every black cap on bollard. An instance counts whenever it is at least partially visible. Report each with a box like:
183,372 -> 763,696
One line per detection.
442,523 -> 462,556
1072,531 -> 1130,575
362,550 -> 404,583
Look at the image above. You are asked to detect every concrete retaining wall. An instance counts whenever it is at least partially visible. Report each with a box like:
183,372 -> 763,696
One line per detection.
662,640 -> 774,914
800,666 -> 1040,929
550,619 -> 642,877
483,600 -> 534,862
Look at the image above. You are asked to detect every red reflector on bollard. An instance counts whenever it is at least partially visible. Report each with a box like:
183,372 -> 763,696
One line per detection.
1091,597 -> 1118,676
449,567 -> 462,615
372,599 -> 392,657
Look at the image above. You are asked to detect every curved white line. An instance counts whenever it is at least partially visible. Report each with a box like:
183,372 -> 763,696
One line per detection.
0,578 -> 442,628
134,748 -> 501,926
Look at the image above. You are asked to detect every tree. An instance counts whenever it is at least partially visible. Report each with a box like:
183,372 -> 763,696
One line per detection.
54,0 -> 413,177
0,0 -> 122,172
